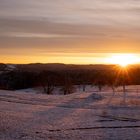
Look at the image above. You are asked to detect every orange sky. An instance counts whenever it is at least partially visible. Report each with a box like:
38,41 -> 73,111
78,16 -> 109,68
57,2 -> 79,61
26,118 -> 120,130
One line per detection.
1,52 -> 140,65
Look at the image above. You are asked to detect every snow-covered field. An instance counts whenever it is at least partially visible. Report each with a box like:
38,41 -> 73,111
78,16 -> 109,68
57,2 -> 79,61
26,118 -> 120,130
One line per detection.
0,85 -> 140,140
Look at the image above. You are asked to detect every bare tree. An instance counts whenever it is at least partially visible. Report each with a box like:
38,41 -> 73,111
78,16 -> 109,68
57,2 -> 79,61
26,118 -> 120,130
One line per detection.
60,75 -> 75,95
39,71 -> 55,95
106,72 -> 118,104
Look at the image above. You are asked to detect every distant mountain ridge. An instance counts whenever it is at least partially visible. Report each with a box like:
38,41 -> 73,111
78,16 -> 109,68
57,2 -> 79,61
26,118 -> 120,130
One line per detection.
0,63 -> 139,73
14,63 -> 115,72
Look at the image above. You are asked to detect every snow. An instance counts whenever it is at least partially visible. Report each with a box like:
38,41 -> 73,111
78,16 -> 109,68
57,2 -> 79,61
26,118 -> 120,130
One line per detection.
0,85 -> 140,140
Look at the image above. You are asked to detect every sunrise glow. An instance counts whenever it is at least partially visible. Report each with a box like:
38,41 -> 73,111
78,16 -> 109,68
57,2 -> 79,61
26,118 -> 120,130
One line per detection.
105,54 -> 140,67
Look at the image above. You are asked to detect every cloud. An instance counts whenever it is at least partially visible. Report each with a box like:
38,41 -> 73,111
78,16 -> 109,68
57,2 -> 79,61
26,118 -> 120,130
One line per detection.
1,32 -> 84,39
0,0 -> 140,26
0,0 -> 140,54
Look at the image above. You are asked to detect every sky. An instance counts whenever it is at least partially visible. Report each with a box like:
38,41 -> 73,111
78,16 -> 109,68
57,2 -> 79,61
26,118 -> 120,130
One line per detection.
0,0 -> 140,64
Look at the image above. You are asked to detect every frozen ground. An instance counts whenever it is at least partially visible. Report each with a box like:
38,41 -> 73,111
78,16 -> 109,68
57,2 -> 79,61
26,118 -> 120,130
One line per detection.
0,86 -> 140,140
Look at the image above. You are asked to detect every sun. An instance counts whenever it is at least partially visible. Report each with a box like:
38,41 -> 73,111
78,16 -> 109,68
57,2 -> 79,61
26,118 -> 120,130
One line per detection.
105,54 -> 140,67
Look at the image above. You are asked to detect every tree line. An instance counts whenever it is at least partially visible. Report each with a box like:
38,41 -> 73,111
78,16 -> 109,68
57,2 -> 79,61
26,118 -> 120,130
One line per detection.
0,66 -> 140,94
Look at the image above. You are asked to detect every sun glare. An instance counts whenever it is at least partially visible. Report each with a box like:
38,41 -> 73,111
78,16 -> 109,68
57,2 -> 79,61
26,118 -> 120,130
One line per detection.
105,54 -> 140,67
